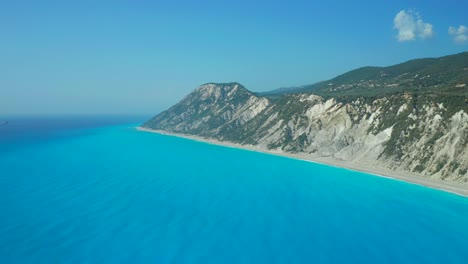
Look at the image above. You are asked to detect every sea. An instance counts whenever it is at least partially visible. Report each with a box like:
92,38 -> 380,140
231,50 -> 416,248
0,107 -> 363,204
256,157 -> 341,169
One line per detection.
1,116 -> 467,263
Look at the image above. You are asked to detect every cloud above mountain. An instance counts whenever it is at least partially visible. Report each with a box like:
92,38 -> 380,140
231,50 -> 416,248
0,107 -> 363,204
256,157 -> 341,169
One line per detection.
393,10 -> 433,42
449,25 -> 468,43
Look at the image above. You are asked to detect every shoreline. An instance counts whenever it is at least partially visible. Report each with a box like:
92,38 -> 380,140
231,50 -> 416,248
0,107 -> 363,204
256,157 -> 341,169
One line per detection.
136,127 -> 468,197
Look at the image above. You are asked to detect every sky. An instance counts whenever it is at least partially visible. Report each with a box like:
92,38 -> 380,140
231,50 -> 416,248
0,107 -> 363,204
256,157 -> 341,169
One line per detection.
1,0 -> 467,115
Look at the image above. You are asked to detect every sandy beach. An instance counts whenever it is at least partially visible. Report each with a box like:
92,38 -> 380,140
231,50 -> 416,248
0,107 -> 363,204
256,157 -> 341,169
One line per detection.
137,127 -> 468,197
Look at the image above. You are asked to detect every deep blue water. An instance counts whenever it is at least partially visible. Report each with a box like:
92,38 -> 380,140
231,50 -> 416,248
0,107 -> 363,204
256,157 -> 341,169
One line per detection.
1,117 -> 468,263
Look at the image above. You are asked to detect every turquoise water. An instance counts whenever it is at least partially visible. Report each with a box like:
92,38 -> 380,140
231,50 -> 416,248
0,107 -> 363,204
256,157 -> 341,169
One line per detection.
1,118 -> 468,263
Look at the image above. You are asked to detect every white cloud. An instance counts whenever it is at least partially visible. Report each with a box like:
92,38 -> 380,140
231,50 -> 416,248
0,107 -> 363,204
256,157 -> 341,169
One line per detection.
448,25 -> 468,43
393,10 -> 434,42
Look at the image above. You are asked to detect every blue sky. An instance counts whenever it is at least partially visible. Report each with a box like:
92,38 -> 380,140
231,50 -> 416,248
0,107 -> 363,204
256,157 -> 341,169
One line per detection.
1,0 -> 467,115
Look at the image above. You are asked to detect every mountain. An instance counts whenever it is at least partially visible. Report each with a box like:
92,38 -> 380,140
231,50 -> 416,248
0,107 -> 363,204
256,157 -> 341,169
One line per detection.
267,52 -> 468,98
143,52 -> 468,185
144,82 -> 270,136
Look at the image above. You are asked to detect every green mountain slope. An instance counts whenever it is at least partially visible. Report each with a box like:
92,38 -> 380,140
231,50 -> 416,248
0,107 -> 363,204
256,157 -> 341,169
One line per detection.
270,52 -> 468,98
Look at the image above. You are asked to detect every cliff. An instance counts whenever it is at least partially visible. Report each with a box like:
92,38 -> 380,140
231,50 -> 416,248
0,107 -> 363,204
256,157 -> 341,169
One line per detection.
143,52 -> 468,185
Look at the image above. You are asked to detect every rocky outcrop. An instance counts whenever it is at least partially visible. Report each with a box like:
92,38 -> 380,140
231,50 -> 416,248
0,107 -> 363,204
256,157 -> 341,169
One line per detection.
144,83 -> 270,137
143,82 -> 468,184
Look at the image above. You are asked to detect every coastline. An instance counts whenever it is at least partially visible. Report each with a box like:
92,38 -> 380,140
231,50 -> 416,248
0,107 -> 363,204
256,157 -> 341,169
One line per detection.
137,127 -> 468,197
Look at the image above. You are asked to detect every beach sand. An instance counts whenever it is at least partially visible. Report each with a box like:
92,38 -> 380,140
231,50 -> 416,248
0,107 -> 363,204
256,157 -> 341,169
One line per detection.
137,127 -> 468,197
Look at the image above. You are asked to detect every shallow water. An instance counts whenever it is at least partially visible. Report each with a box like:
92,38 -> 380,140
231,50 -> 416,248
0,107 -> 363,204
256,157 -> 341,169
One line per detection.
1,117 -> 467,263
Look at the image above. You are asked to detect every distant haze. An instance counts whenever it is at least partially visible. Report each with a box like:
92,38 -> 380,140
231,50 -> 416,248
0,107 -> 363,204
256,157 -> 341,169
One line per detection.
1,1 -> 467,115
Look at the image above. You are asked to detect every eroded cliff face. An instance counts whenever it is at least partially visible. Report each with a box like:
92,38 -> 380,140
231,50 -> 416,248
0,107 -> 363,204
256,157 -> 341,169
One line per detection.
143,83 -> 468,184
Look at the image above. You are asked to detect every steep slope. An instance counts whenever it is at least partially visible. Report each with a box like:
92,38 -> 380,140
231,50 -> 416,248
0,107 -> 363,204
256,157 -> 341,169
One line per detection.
237,94 -> 467,183
143,53 -> 468,185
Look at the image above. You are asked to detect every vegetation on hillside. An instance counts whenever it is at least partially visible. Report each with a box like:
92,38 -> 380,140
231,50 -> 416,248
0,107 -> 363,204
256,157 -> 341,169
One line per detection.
264,52 -> 468,99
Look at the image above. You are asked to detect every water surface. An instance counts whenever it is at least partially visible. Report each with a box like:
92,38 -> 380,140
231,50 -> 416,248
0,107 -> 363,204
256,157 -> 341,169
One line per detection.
1,117 -> 467,263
